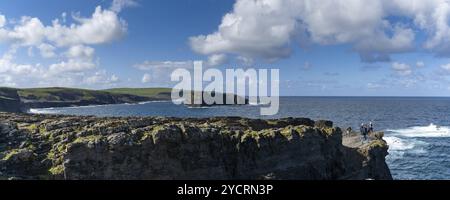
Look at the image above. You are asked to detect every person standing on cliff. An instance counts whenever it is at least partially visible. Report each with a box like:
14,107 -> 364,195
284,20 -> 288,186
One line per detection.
360,123 -> 367,142
369,122 -> 374,133
346,127 -> 352,135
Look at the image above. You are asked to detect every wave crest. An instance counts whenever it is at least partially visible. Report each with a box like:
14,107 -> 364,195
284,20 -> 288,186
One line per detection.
387,123 -> 450,138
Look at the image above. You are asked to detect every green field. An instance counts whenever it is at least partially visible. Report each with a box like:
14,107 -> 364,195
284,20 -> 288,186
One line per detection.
0,87 -> 173,102
17,87 -> 112,101
103,88 -> 172,98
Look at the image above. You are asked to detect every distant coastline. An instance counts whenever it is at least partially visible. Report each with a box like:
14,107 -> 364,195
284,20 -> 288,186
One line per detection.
0,87 -> 248,113
0,87 -> 173,113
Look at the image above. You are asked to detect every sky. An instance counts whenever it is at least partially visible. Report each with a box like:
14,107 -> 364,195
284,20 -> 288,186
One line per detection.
1,0 -> 450,96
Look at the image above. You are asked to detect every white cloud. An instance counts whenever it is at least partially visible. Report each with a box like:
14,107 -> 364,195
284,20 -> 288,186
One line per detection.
134,60 -> 194,85
7,16 -> 46,46
84,71 -> 120,85
207,54 -> 227,66
134,60 -> 193,70
190,0 -> 450,63
0,49 -> 41,76
110,0 -> 138,13
46,6 -> 127,47
236,56 -> 254,66
0,1 -> 133,88
0,74 -> 16,87
38,43 -> 56,58
110,74 -> 119,82
142,73 -> 151,83
65,44 -> 95,59
49,59 -> 96,74
0,6 -> 126,48
440,63 -> 450,72
0,14 -> 6,28
416,61 -> 425,68
367,83 -> 383,89
61,12 -> 67,23
392,62 -> 412,76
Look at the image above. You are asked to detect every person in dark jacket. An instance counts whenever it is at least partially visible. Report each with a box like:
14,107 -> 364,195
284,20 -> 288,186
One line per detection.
360,123 -> 366,142
360,123 -> 368,142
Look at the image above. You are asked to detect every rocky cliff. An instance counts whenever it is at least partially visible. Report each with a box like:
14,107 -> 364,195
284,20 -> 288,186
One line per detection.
0,113 -> 392,180
0,88 -> 23,113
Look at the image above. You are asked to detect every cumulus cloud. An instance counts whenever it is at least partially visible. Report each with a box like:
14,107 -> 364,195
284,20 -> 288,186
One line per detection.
0,1 -> 132,88
190,0 -> 450,63
37,43 -> 56,58
65,44 -> 95,59
6,16 -> 46,46
46,6 -> 127,47
49,59 -> 96,74
0,49 -> 42,76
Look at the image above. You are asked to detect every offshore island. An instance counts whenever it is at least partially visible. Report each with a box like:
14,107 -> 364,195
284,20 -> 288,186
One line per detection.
0,87 -> 392,180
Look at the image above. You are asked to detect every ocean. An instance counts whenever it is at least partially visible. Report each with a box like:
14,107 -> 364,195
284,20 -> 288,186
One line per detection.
30,97 -> 450,180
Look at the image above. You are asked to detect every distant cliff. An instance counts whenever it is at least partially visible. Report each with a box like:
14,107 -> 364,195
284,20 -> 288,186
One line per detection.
0,88 -> 23,113
0,113 -> 392,180
0,87 -> 247,112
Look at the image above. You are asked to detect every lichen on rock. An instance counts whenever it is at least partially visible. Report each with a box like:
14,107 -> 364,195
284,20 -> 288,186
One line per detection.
0,112 -> 392,180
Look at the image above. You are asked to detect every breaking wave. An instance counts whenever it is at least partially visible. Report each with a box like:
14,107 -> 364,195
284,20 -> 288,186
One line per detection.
387,124 -> 450,138
28,108 -> 59,114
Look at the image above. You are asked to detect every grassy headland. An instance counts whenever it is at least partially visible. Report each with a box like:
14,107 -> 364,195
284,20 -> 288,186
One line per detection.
0,87 -> 247,112
103,88 -> 172,100
0,87 -> 173,112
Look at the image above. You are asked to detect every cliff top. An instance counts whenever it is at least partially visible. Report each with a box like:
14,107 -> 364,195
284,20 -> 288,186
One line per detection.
0,112 -> 391,180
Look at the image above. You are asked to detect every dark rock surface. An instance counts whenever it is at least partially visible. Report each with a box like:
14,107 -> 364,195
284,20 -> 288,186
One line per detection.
0,112 -> 392,180
0,88 -> 23,113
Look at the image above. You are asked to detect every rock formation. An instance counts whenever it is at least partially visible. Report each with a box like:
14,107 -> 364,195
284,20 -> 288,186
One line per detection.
0,113 -> 392,180
0,88 -> 23,113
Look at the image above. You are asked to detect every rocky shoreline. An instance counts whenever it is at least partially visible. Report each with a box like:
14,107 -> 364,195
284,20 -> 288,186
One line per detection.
0,112 -> 392,180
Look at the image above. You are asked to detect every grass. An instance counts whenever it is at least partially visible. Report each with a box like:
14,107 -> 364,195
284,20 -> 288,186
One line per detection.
3,87 -> 172,102
17,87 -> 110,101
103,88 -> 171,98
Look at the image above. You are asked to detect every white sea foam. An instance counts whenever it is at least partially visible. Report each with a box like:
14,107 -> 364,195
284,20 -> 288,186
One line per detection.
138,100 -> 171,105
387,123 -> 450,138
384,136 -> 428,159
384,136 -> 416,151
248,102 -> 270,106
28,108 -> 58,114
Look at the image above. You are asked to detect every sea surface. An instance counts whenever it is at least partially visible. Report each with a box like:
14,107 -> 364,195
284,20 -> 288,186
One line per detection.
30,97 -> 450,180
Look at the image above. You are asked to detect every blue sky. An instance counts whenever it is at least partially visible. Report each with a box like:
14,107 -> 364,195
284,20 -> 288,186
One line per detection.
1,0 -> 450,96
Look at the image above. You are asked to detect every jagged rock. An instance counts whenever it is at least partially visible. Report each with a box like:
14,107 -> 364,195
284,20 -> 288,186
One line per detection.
315,120 -> 333,128
0,112 -> 392,180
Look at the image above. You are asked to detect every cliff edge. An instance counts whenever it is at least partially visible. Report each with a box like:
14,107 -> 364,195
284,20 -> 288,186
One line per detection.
0,113 -> 392,180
